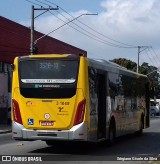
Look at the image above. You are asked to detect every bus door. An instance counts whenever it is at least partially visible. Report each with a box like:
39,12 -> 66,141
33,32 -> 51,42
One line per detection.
97,72 -> 106,139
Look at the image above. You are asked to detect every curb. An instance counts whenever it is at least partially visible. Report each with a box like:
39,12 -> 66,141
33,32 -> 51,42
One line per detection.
0,130 -> 12,134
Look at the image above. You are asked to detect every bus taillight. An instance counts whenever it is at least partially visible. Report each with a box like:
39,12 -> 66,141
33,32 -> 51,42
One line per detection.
74,99 -> 86,125
12,99 -> 23,124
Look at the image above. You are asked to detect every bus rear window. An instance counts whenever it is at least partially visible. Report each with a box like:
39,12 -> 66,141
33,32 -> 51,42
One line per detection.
20,60 -> 78,83
19,59 -> 79,98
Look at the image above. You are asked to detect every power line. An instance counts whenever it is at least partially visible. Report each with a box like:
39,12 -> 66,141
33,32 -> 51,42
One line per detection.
54,10 -> 135,48
35,0 -> 53,7
147,48 -> 160,67
49,10 -> 137,48
27,0 -> 137,48
50,11 -> 134,48
30,0 -> 124,47
45,0 -> 137,48
25,0 -> 42,7
144,49 -> 158,67
36,0 -> 116,47
150,47 -> 160,63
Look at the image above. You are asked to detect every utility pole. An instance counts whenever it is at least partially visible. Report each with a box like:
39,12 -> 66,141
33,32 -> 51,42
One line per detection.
137,46 -> 140,73
30,5 -> 34,55
30,5 -> 59,54
137,46 -> 151,73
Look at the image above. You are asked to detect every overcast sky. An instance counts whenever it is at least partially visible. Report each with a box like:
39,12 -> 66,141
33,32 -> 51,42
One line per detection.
1,0 -> 160,67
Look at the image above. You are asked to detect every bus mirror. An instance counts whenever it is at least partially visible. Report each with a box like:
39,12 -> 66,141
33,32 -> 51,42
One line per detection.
11,64 -> 15,71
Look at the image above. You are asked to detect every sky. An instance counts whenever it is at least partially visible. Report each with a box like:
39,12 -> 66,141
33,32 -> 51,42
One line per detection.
1,0 -> 160,67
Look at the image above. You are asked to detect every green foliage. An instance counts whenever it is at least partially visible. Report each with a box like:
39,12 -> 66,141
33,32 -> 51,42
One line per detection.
111,58 -> 137,71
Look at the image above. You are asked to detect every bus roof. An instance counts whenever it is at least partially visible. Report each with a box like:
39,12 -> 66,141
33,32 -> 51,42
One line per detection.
88,58 -> 148,79
17,54 -> 147,79
29,54 -> 70,58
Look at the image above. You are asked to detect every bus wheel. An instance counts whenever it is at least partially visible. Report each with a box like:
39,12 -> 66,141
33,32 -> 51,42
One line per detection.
108,121 -> 116,145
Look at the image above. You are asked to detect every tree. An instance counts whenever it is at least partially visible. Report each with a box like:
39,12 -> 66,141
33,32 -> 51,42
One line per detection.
140,62 -> 159,98
110,58 -> 137,71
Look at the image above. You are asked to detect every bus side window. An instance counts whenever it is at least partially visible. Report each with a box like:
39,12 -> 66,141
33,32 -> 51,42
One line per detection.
108,73 -> 118,110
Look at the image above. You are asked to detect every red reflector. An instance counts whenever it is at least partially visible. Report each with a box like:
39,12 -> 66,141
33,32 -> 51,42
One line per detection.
12,99 -> 23,124
79,133 -> 84,136
74,99 -> 86,125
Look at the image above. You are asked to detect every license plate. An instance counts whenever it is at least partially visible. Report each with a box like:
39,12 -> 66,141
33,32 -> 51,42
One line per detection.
40,121 -> 54,126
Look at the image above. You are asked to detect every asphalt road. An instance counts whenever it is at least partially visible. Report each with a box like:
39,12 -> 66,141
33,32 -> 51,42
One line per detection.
0,117 -> 160,163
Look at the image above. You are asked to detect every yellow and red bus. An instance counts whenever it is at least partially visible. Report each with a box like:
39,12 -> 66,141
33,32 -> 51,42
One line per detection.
11,54 -> 150,145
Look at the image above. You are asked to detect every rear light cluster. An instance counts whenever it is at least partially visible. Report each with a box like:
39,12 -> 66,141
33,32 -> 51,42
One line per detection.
74,99 -> 86,125
12,99 -> 23,124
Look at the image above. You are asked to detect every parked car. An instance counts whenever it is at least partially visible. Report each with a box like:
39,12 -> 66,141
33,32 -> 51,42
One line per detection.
150,100 -> 160,116
150,108 -> 157,116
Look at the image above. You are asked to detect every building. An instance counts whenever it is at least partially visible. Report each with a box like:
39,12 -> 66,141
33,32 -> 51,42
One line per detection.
0,16 -> 87,124
0,16 -> 87,64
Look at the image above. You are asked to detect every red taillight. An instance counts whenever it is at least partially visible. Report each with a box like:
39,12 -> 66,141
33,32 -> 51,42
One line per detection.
74,99 -> 86,125
12,99 -> 22,124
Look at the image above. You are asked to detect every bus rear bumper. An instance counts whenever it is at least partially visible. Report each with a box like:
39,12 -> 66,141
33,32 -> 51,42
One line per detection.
12,121 -> 88,141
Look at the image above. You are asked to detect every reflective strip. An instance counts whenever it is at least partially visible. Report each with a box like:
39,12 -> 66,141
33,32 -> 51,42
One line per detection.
21,79 -> 75,83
